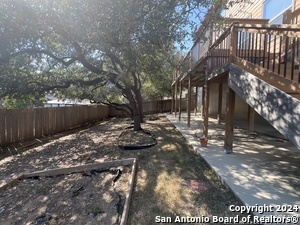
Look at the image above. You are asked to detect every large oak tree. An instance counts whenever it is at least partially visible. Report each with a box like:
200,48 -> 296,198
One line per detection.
0,0 -> 217,130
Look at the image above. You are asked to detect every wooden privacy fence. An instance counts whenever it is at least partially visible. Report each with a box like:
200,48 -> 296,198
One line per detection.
109,99 -> 180,117
0,99 -> 186,144
0,105 -> 110,145
0,99 -> 187,145
109,99 -> 189,118
143,99 -> 173,114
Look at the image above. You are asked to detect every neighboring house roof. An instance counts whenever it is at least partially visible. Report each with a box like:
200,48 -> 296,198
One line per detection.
44,96 -> 91,107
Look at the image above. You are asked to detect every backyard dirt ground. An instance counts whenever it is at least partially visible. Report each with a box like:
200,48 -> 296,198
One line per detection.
0,167 -> 130,225
0,116 -> 249,225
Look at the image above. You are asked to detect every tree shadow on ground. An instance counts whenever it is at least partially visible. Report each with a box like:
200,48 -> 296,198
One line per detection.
0,116 -> 248,225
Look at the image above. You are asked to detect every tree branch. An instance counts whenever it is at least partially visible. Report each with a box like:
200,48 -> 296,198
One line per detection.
94,101 -> 133,119
10,49 -> 78,67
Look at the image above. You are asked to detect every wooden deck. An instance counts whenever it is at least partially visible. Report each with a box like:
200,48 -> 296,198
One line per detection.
172,19 -> 300,151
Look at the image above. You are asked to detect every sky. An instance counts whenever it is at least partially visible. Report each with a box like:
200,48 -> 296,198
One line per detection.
180,0 -> 293,55
177,6 -> 208,55
263,0 -> 292,19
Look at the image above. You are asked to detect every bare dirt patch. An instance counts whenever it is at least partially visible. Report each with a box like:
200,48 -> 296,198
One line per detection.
0,166 -> 131,225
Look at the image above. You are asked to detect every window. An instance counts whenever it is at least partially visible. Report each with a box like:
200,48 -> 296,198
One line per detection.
263,0 -> 292,24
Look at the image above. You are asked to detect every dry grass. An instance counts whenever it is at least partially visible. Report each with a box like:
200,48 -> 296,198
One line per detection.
128,116 -> 246,224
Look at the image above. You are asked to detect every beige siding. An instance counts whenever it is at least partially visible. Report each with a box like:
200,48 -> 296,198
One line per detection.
224,0 -> 264,19
224,1 -> 300,24
294,0 -> 300,10
292,0 -> 300,23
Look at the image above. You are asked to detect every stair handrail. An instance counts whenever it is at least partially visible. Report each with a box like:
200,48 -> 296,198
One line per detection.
233,23 -> 300,83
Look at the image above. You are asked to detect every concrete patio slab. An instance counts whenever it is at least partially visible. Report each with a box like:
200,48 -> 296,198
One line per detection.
167,113 -> 300,220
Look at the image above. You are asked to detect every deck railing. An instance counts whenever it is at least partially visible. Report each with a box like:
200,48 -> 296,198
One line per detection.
174,30 -> 211,80
207,26 -> 232,72
174,22 -> 300,84
234,24 -> 300,83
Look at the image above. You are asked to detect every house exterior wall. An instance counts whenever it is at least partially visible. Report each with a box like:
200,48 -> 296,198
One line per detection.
208,83 -> 249,121
294,0 -> 300,10
292,0 -> 300,23
224,0 -> 264,19
224,0 -> 298,22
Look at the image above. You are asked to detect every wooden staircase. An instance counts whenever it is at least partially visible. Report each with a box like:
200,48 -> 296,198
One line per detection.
228,63 -> 300,149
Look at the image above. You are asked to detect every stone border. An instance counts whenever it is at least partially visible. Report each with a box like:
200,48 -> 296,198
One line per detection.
0,158 -> 137,225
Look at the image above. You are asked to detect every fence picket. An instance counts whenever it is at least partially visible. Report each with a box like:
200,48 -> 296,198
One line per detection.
27,108 -> 34,140
0,110 -> 6,144
35,108 -> 43,138
11,109 -> 19,143
6,110 -> 13,143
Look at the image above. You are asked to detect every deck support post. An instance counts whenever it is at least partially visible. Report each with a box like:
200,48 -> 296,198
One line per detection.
224,87 -> 236,154
201,86 -> 205,118
174,82 -> 178,117
179,81 -> 183,121
203,81 -> 210,137
195,86 -> 198,115
247,105 -> 255,132
171,84 -> 175,115
230,24 -> 238,61
217,83 -> 223,124
187,76 -> 192,127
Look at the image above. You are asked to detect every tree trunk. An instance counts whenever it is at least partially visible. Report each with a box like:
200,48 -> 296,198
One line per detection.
133,110 -> 142,131
130,87 -> 144,131
127,88 -> 143,131
130,102 -> 142,131
123,86 -> 144,131
137,90 -> 144,124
